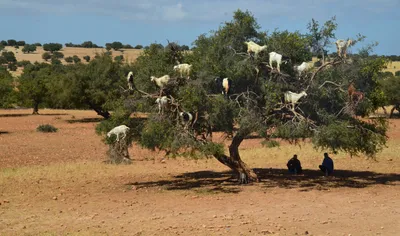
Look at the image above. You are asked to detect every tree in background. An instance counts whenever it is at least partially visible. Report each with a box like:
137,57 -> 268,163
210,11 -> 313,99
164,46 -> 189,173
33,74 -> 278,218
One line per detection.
83,55 -> 91,62
18,63 -> 53,114
1,51 -> 17,64
7,39 -> 17,46
42,52 -> 51,61
0,68 -> 15,108
72,55 -> 81,63
22,44 -> 37,54
134,45 -> 143,49
16,41 -> 26,46
64,56 -> 73,63
307,17 -> 338,63
43,43 -> 63,53
95,10 -> 388,183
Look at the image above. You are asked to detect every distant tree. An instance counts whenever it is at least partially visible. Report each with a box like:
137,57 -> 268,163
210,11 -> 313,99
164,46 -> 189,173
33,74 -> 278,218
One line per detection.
0,56 -> 6,65
180,45 -> 190,51
52,51 -> 64,59
43,43 -> 63,53
83,55 -> 91,62
0,44 -> 4,51
22,44 -> 37,54
0,40 -> 7,46
72,55 -> 81,63
59,53 -> 125,118
42,52 -> 51,61
123,44 -> 133,49
105,44 -> 112,51
395,71 -> 400,76
16,41 -> 26,46
0,69 -> 15,108
18,63 -> 52,114
51,58 -> 62,65
134,45 -> 143,49
14,45 -> 19,49
65,42 -> 74,47
114,55 -> 124,62
8,63 -> 17,71
110,41 -> 123,51
16,60 -> 31,67
380,75 -> 400,117
307,16 -> 338,62
1,51 -> 17,63
34,42 -> 42,46
7,39 -> 17,46
64,56 -> 73,63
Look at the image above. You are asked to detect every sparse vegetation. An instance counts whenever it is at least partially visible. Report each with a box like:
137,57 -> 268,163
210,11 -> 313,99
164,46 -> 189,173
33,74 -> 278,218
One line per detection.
83,55 -> 90,62
36,124 -> 58,133
43,43 -> 63,53
22,44 -> 37,54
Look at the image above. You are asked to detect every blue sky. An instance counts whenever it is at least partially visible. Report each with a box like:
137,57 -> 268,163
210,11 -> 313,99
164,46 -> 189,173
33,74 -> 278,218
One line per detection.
1,0 -> 399,55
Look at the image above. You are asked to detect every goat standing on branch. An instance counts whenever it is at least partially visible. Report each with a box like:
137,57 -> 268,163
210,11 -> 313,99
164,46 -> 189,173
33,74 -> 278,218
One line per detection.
179,112 -> 193,130
284,91 -> 308,110
173,63 -> 192,79
335,39 -> 353,58
215,77 -> 232,98
269,52 -> 290,72
294,62 -> 311,79
127,71 -> 134,90
244,41 -> 267,57
155,96 -> 170,114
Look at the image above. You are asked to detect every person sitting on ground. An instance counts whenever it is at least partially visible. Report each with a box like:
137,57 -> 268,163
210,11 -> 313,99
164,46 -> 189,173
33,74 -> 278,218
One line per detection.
287,154 -> 302,174
319,153 -> 334,176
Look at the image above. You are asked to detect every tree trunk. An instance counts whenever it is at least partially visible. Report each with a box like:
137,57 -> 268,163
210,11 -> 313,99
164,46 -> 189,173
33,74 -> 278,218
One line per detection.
106,139 -> 132,164
389,104 -> 399,118
32,102 -> 39,115
87,101 -> 110,119
213,134 -> 259,184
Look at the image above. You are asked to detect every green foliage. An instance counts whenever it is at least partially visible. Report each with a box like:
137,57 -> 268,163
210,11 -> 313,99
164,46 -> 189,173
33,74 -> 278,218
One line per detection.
312,119 -> 387,157
64,56 -> 73,63
72,55 -> 81,63
42,52 -> 51,61
16,41 -> 25,46
0,44 -> 4,51
123,44 -> 133,49
0,40 -> 7,46
0,69 -> 15,108
1,51 -> 17,63
52,51 -> 64,59
395,71 -> 400,76
7,39 -> 17,46
43,43 -> 62,52
22,44 -> 37,53
114,55 -> 124,62
18,63 -> 54,112
307,16 -> 338,61
16,60 -> 31,67
8,63 -> 17,71
34,42 -> 42,46
380,75 -> 400,106
134,45 -> 143,49
51,58 -> 62,65
109,41 -> 123,51
83,55 -> 91,62
36,124 -> 58,133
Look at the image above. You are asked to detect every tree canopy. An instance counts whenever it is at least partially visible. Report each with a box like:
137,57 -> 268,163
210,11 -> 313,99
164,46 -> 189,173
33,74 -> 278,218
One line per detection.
93,10 -> 389,183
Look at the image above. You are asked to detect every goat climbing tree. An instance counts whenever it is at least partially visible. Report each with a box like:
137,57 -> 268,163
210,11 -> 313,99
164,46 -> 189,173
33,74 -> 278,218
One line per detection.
97,10 -> 388,183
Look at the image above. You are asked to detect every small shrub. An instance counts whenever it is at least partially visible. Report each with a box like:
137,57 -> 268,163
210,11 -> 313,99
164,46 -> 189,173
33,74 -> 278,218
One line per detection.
8,63 -> 17,71
72,55 -> 81,63
395,71 -> 400,76
52,51 -> 64,59
114,55 -> 124,62
42,52 -> 51,61
36,124 -> 58,133
16,60 -> 31,67
83,55 -> 90,62
64,56 -> 73,63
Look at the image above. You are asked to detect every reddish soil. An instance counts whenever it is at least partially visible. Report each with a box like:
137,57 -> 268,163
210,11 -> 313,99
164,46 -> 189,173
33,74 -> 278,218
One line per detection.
0,109 -> 399,235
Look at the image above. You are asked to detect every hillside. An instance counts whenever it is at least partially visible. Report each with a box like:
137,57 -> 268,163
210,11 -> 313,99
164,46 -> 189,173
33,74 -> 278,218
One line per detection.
4,46 -> 399,76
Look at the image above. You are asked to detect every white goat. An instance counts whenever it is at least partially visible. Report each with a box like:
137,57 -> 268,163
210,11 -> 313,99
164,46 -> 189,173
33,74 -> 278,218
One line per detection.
127,71 -> 134,90
215,77 -> 232,98
155,96 -> 170,114
269,52 -> 290,72
294,62 -> 311,79
284,91 -> 308,110
335,39 -> 353,58
244,41 -> 267,57
179,112 -> 193,130
150,75 -> 171,88
173,63 -> 192,78
107,125 -> 130,142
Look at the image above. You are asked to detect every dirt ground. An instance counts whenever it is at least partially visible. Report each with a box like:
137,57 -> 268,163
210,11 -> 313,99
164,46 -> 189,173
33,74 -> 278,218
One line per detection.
0,109 -> 399,236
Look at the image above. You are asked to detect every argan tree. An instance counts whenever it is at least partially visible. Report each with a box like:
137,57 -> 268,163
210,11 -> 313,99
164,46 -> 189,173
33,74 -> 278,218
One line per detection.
0,68 -> 15,108
97,10 -> 388,183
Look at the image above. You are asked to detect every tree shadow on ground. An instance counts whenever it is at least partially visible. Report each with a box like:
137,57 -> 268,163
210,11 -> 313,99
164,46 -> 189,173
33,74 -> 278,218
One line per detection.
254,168 -> 400,191
66,118 -> 104,123
127,170 -> 242,194
0,131 -> 10,135
0,113 -> 68,117
127,168 -> 399,193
